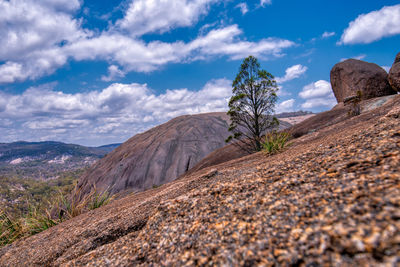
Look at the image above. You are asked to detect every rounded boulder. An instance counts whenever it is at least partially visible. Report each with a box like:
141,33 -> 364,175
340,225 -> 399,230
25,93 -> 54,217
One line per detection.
330,59 -> 396,103
388,52 -> 400,92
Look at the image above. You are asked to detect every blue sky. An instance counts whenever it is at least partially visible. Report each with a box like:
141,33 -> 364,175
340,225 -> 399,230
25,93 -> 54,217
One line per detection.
0,0 -> 399,146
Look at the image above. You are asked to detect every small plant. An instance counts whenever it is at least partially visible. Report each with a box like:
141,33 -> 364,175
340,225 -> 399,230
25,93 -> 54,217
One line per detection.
24,206 -> 58,235
0,212 -> 23,246
0,206 -> 57,246
54,184 -> 88,220
54,184 -> 112,219
346,90 -> 362,116
88,187 -> 112,210
262,131 -> 291,155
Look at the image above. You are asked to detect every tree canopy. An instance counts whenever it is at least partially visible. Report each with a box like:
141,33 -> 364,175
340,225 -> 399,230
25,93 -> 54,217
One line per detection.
226,56 -> 279,152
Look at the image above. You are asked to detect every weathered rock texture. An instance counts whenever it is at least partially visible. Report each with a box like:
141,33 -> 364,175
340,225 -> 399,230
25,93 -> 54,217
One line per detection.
78,113 -> 231,195
389,52 -> 400,92
78,112 -> 291,196
1,95 -> 399,266
330,59 -> 396,102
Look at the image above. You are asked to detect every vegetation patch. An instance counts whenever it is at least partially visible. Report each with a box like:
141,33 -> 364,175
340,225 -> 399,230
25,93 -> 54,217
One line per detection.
262,131 -> 291,155
0,171 -> 113,247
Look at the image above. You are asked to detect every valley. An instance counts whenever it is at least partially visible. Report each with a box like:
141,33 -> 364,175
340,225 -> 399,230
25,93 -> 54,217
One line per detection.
0,141 -> 120,180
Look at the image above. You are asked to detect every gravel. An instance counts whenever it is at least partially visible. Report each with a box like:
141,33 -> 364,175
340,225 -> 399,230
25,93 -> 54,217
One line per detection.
68,104 -> 400,266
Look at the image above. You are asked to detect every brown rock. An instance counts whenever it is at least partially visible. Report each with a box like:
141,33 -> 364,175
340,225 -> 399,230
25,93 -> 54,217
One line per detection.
1,95 -> 399,267
78,112 -> 292,197
330,59 -> 396,103
77,113 -> 232,196
388,52 -> 400,92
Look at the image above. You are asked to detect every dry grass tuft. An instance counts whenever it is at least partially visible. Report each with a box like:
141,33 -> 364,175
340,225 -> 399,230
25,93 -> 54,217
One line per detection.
0,185 -> 112,247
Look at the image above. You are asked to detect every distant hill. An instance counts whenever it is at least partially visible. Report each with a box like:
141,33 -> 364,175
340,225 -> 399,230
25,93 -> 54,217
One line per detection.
94,143 -> 121,153
274,110 -> 313,118
0,141 -> 121,180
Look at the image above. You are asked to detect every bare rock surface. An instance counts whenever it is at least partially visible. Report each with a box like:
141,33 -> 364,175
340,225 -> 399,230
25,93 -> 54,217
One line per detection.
77,113 -> 232,195
77,112 -> 291,196
389,52 -> 400,92
188,96 -> 396,175
1,95 -> 399,266
330,59 -> 396,102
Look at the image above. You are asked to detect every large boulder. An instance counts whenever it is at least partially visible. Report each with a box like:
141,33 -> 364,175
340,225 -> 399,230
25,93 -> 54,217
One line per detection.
388,52 -> 400,92
330,59 -> 396,103
77,113 -> 231,196
77,112 -> 292,196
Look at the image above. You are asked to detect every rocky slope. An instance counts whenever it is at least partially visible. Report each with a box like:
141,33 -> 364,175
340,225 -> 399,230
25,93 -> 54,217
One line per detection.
1,95 -> 399,266
77,112 -> 291,196
184,95 -> 395,181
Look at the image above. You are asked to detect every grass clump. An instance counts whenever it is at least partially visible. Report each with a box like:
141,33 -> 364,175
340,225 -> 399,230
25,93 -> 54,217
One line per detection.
0,212 -> 23,246
0,206 -> 56,246
24,207 -> 58,236
88,187 -> 112,211
53,184 -> 113,220
0,184 -> 113,247
262,131 -> 291,155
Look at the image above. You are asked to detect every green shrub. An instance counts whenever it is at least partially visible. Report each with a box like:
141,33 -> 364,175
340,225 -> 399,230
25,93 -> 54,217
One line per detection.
262,131 -> 291,155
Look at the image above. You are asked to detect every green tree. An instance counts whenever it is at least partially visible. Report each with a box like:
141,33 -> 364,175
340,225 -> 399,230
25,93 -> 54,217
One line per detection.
226,56 -> 279,152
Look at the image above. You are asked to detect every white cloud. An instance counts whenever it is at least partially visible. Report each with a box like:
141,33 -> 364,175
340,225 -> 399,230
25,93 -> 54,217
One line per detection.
40,0 -> 81,11
299,80 -> 332,99
354,54 -> 367,60
116,0 -> 219,36
340,4 -> 400,45
187,25 -> 294,60
66,25 -> 295,72
0,79 -> 232,145
101,65 -> 126,82
340,54 -> 366,62
381,66 -> 391,73
236,3 -> 249,15
299,80 -> 337,109
275,64 -> 307,84
24,119 -> 90,130
322,31 -> 335,38
0,0 -> 89,83
260,0 -> 272,7
276,99 -> 295,113
0,0 -> 295,84
0,62 -> 26,83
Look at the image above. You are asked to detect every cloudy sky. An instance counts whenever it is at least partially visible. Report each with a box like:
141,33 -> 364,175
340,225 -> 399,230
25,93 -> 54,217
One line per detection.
0,0 -> 399,146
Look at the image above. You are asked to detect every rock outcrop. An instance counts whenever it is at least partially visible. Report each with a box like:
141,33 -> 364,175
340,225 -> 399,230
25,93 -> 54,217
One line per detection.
1,95 -> 399,266
78,112 -> 292,196
388,52 -> 400,92
330,59 -> 396,102
77,113 -> 232,195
